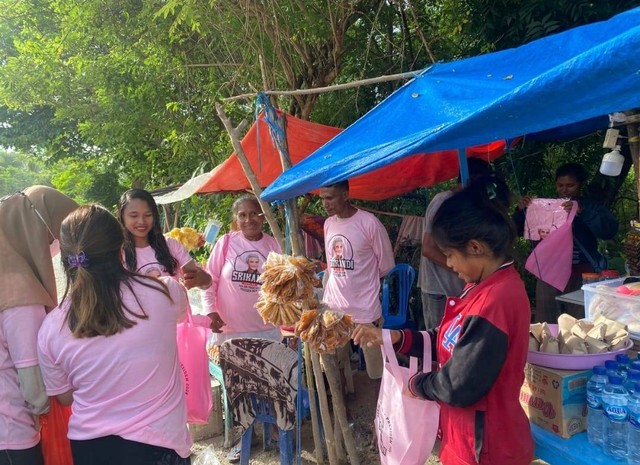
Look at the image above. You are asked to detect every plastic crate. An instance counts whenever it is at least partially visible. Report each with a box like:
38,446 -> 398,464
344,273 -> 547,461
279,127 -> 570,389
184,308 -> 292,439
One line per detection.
582,277 -> 640,338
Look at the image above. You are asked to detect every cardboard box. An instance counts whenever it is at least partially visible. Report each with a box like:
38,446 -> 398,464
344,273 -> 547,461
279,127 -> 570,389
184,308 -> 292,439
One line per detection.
189,377 -> 224,442
519,363 -> 590,438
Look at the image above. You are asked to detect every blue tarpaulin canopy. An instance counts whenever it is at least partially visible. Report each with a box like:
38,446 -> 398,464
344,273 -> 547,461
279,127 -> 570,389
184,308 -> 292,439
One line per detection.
262,7 -> 640,202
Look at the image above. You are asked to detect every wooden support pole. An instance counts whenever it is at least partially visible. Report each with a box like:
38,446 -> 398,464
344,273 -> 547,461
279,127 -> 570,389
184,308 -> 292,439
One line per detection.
310,350 -> 337,465
320,353 -> 360,465
304,345 -> 326,464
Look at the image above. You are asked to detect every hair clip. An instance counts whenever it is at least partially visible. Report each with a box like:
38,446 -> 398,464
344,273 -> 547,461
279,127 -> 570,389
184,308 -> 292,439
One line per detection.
67,251 -> 89,269
486,182 -> 497,200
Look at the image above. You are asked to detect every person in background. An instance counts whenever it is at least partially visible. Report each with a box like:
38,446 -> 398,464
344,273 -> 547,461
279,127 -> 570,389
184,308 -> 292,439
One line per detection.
118,189 -> 211,289
0,186 -> 78,465
37,205 -> 191,465
203,194 -> 282,343
320,180 -> 395,380
514,162 -> 618,323
419,157 -> 492,330
353,176 -> 533,465
202,194 -> 282,463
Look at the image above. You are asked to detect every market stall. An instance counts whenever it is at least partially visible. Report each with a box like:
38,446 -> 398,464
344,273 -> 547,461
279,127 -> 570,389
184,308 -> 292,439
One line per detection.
255,6 -> 640,465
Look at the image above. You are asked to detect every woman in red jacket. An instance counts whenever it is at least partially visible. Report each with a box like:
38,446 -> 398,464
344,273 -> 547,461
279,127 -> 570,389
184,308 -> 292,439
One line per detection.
354,176 -> 534,465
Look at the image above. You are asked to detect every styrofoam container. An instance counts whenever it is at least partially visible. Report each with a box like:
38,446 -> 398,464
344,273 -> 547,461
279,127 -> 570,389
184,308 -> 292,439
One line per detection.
582,277 -> 640,338
527,324 -> 633,370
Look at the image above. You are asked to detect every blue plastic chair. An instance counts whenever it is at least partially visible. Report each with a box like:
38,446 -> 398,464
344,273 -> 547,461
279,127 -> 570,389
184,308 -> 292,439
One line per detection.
358,263 -> 417,371
239,394 -> 294,465
208,360 -> 233,448
381,263 -> 416,330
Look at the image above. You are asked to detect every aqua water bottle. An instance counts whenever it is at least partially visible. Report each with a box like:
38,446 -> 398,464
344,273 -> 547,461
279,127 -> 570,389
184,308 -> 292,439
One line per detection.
586,365 -> 608,446
628,382 -> 640,465
602,375 -> 628,460
624,370 -> 640,394
617,354 -> 631,379
606,360 -> 620,379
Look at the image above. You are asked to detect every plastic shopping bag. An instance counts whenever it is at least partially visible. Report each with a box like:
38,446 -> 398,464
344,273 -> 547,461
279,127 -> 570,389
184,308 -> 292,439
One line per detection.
375,330 -> 439,465
525,201 -> 577,291
177,304 -> 212,424
40,397 -> 73,465
523,198 -> 569,241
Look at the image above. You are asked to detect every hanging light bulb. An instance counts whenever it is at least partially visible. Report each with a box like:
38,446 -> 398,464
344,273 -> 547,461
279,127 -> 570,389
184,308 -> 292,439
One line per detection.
599,145 -> 624,177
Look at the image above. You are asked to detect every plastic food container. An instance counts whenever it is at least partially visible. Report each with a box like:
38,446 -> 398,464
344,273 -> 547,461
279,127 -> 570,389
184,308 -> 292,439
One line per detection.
527,324 -> 633,370
582,277 -> 640,338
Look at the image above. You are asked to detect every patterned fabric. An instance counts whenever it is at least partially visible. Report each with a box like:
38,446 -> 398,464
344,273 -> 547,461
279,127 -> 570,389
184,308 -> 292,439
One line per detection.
219,338 -> 298,431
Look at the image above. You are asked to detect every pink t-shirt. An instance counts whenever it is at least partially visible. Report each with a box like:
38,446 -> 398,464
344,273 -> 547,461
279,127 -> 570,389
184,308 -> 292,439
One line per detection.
0,305 -> 46,450
323,209 -> 395,323
202,231 -> 281,334
134,237 -> 192,278
37,277 -> 192,458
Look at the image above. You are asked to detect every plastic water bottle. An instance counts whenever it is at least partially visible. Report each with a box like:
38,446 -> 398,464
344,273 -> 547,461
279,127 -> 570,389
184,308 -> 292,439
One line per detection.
625,369 -> 640,393
631,361 -> 640,372
617,354 -> 631,378
586,365 -> 608,446
602,375 -> 628,460
628,382 -> 640,465
606,360 -> 620,378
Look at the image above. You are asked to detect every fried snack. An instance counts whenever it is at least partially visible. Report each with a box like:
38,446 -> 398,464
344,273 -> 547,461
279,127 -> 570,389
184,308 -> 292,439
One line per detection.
259,252 -> 319,302
256,252 -> 320,325
295,309 -> 318,336
530,313 -> 631,354
295,307 -> 355,354
255,293 -> 302,325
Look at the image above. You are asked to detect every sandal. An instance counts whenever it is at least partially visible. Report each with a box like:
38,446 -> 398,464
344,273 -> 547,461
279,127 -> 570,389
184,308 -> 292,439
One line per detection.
226,443 -> 241,463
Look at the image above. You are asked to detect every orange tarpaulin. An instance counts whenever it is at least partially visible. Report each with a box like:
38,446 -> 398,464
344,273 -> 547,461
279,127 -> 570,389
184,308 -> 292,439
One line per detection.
196,112 -> 508,201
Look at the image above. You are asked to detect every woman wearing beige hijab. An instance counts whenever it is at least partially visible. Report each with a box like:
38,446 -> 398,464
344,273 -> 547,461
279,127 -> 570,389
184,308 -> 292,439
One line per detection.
0,185 -> 77,465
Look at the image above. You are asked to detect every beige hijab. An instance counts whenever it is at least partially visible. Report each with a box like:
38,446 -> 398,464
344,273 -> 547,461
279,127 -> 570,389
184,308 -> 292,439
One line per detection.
0,186 -> 78,312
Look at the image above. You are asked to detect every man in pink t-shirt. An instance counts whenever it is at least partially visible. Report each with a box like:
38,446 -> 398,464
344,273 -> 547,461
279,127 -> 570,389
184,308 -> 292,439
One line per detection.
320,180 -> 395,379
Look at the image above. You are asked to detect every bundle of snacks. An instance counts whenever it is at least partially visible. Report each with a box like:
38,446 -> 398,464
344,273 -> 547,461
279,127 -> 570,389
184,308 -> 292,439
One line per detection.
256,252 -> 320,325
295,306 -> 355,353
207,344 -> 220,365
529,313 -> 630,354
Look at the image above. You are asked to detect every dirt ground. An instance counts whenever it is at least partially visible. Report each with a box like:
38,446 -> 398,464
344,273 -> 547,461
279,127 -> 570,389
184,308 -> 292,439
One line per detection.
190,367 -> 443,465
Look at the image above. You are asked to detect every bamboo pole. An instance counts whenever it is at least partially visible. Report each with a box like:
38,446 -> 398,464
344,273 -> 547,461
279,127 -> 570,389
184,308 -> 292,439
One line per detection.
272,111 -> 304,256
320,353 -> 360,465
214,103 -> 286,250
223,70 -> 424,102
266,103 -> 326,464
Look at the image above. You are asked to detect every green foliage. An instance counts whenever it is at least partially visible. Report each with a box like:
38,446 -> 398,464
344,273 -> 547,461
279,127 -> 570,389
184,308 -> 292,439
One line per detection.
1,0 -> 638,289
49,156 -> 126,208
0,149 -> 52,195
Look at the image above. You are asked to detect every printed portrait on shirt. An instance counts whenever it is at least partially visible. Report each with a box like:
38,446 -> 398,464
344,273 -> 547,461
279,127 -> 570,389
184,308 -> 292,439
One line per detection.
137,262 -> 164,278
328,235 -> 354,277
232,250 -> 267,292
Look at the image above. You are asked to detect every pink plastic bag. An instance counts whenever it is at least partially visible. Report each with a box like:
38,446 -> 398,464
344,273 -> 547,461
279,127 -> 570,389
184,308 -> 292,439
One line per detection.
525,201 -> 577,291
177,304 -> 212,424
376,330 -> 439,465
523,198 -> 569,241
